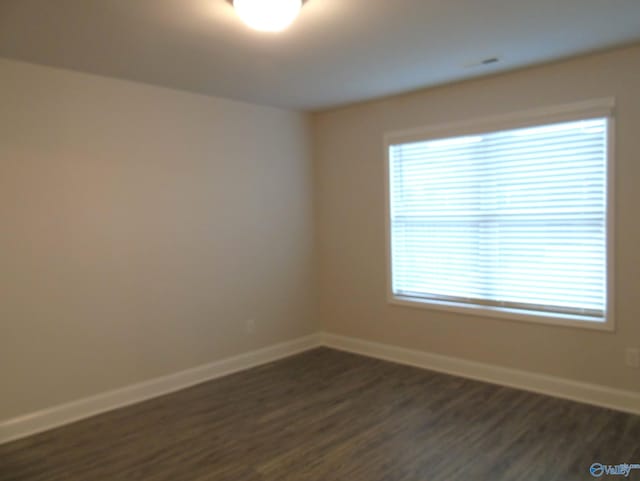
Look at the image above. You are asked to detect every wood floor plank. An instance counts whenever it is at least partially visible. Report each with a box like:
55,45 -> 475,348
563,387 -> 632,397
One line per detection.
1,348 -> 639,480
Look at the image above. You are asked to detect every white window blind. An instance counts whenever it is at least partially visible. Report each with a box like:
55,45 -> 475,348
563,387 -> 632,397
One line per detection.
389,117 -> 609,322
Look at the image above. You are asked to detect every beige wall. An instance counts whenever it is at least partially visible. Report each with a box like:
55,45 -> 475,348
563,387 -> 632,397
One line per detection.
0,59 -> 316,421
2,44 -> 639,424
313,45 -> 640,393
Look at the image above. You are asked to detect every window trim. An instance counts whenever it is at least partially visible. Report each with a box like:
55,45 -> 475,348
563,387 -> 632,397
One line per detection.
383,98 -> 616,332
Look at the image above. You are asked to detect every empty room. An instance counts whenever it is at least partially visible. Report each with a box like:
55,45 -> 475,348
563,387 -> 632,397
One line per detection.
1,1 -> 640,480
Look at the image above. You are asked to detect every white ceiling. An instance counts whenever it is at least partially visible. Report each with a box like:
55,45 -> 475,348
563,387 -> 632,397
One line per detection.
1,0 -> 639,111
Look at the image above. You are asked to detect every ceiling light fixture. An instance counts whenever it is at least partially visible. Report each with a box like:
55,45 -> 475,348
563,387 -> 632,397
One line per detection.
232,0 -> 305,33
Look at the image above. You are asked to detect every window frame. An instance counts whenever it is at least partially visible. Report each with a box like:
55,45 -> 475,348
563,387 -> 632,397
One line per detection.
383,98 -> 616,332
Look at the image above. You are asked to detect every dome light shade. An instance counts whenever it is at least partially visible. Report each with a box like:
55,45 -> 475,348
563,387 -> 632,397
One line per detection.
234,0 -> 303,32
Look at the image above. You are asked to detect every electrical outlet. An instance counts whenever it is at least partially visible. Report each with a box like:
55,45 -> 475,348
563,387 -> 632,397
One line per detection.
625,348 -> 640,368
246,319 -> 256,335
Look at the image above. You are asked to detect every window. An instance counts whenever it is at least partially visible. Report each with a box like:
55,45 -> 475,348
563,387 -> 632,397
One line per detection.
386,100 -> 614,329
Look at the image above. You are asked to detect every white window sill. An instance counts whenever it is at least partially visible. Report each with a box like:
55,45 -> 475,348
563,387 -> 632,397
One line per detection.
389,295 -> 614,332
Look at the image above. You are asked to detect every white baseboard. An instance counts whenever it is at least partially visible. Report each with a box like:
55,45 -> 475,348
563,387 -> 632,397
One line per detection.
0,334 -> 322,445
3,331 -> 638,446
320,332 -> 640,416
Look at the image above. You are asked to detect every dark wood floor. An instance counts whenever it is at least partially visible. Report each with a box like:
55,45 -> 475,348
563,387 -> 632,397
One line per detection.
1,348 -> 639,481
